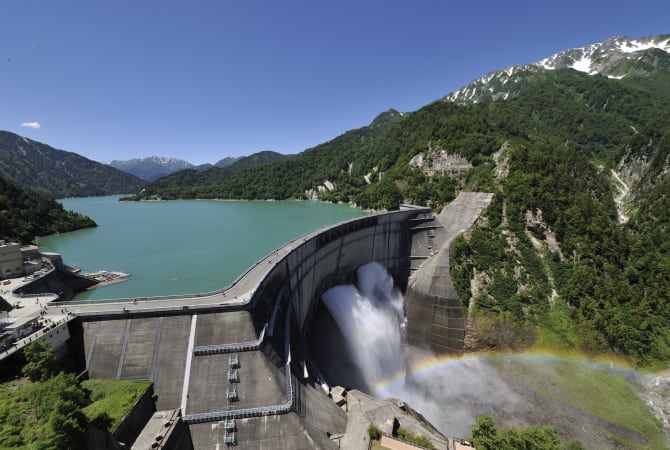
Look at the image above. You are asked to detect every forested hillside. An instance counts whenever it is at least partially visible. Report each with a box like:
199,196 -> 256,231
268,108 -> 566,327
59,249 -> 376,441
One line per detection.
130,68 -> 668,208
130,110 -> 408,205
128,65 -> 670,367
446,79 -> 670,367
0,131 -> 144,198
451,122 -> 668,361
0,177 -> 96,244
131,150 -> 288,196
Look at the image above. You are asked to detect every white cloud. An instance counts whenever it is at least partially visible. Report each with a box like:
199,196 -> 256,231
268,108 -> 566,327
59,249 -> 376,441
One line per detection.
21,121 -> 41,129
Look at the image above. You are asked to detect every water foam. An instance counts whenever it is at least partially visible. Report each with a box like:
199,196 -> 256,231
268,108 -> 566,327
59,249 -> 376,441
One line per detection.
320,262 -> 524,437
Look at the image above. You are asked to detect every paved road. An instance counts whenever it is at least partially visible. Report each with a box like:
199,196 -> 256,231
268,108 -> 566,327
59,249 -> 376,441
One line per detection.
50,207 -> 392,317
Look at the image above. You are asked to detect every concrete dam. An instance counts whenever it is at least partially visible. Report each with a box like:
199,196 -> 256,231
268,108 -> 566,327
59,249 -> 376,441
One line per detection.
57,192 -> 492,449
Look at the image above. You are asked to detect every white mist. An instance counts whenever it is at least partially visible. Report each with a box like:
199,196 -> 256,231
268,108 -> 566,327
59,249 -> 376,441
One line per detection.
321,262 -> 407,395
320,261 -> 523,439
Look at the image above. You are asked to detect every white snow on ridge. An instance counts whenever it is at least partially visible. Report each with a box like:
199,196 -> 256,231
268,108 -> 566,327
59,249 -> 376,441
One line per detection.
447,34 -> 669,103
619,37 -> 670,53
535,35 -> 669,75
620,41 -> 656,53
570,56 -> 595,73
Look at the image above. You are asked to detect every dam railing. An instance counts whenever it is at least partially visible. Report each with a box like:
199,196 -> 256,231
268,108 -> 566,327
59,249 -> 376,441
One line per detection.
193,324 -> 266,355
52,207 -> 428,311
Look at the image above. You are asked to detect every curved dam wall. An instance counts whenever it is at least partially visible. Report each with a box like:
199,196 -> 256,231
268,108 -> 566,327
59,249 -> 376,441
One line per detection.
248,208 -> 435,377
66,195 -> 490,449
404,193 -> 493,354
247,194 -> 491,370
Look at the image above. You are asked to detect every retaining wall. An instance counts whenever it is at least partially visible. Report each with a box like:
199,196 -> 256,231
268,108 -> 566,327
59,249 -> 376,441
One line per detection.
70,202 -> 482,449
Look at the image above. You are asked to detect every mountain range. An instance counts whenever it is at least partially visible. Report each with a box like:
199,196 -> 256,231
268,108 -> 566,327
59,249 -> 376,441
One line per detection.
104,155 -> 248,181
1,34 -> 670,373
446,34 -> 670,104
104,156 -> 195,181
124,34 -> 670,372
0,131 -> 144,198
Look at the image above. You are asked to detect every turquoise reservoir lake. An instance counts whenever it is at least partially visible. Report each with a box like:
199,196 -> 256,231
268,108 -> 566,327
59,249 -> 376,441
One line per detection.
40,196 -> 369,300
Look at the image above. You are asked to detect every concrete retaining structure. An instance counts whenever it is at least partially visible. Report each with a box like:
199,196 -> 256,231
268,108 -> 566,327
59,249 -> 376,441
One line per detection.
132,409 -> 193,450
112,384 -> 157,447
405,193 -> 493,354
66,193 -> 491,449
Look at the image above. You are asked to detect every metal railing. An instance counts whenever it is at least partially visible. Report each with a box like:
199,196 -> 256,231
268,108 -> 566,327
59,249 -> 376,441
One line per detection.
223,430 -> 236,445
223,418 -> 236,432
15,292 -> 58,298
51,208 -> 423,310
227,386 -> 238,402
182,362 -> 293,424
193,324 -> 266,356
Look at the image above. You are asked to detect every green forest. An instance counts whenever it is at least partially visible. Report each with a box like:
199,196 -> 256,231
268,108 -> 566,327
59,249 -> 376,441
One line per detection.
129,68 -> 670,368
0,176 -> 96,244
471,415 -> 585,450
0,342 -> 150,449
0,131 -> 144,199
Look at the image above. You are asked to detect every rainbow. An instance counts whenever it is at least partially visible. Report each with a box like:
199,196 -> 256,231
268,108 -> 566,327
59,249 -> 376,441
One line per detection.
371,349 -> 639,398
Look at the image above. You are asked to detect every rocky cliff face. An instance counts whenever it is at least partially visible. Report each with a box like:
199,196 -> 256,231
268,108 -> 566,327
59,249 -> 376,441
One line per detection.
408,142 -> 473,176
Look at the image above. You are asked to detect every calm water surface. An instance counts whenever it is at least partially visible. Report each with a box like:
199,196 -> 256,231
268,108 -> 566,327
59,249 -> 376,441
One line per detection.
40,196 -> 369,300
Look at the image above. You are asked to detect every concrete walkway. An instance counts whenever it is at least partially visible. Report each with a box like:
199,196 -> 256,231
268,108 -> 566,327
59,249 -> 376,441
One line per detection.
50,222 -> 328,318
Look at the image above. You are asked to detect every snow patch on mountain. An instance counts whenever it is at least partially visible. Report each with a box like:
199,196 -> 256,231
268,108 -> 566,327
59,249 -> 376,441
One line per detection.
447,34 -> 670,104
538,35 -> 670,73
105,156 -> 195,181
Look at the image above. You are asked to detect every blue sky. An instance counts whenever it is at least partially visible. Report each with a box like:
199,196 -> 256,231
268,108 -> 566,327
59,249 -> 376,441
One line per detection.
2,1 -> 668,165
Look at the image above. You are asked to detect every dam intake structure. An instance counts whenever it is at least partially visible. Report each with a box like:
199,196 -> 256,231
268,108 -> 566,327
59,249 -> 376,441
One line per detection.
47,192 -> 492,449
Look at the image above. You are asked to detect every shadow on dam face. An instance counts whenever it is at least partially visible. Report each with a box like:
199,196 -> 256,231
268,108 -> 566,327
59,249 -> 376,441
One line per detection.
307,300 -> 368,391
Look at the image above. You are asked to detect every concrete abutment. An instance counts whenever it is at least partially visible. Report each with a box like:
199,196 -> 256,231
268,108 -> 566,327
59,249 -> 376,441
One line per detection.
66,193 -> 490,449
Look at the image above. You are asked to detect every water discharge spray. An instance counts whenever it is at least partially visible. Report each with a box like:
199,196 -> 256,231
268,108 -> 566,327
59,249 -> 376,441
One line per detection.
318,262 -> 661,445
320,262 -> 523,438
321,262 -> 407,395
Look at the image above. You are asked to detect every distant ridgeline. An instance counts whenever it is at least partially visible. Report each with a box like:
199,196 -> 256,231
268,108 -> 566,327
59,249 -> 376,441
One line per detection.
0,131 -> 144,198
131,34 -> 670,367
128,37 -> 670,213
122,150 -> 289,198
2,35 -> 670,367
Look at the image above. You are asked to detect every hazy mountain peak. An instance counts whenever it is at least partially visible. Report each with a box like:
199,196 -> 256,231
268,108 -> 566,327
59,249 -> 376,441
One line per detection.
105,156 -> 194,181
